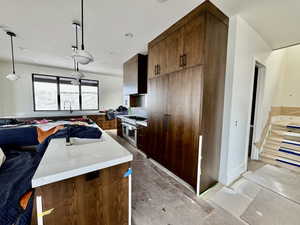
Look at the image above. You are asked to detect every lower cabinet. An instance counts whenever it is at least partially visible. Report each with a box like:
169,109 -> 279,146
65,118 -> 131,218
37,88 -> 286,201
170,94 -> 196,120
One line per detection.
137,125 -> 148,155
31,163 -> 130,225
147,66 -> 203,189
89,115 -> 117,130
117,118 -> 123,137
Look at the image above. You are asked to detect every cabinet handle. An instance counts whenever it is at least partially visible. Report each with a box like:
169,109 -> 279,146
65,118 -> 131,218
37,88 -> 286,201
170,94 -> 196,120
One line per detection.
179,55 -> 183,67
158,65 -> 161,75
183,54 -> 187,66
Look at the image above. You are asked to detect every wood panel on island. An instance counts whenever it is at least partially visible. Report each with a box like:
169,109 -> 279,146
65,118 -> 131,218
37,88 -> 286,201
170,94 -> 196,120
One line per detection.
147,0 -> 229,193
31,163 -> 130,225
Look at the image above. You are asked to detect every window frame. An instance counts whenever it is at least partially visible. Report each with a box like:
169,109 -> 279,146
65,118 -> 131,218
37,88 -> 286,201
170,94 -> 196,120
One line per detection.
32,73 -> 100,112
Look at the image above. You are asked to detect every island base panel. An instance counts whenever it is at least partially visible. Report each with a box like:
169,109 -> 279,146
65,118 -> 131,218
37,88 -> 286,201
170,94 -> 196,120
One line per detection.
31,163 -> 130,225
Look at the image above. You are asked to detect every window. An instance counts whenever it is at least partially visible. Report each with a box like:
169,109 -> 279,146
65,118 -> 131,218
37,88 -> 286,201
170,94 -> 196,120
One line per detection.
32,74 -> 99,111
59,78 -> 80,110
81,80 -> 99,110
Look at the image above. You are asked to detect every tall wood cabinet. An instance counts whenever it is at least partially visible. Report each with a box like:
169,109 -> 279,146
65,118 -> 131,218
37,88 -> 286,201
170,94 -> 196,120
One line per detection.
147,1 -> 228,193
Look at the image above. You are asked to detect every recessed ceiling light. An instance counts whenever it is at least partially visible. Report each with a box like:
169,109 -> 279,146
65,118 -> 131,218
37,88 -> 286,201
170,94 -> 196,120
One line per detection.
125,33 -> 134,38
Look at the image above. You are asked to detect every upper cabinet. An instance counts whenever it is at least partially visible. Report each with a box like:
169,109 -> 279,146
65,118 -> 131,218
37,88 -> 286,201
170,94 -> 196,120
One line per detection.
123,54 -> 148,95
148,14 -> 205,79
182,15 -> 205,68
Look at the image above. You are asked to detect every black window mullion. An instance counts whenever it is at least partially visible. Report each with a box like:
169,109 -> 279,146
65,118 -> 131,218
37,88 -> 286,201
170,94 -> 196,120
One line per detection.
57,77 -> 61,111
79,80 -> 82,110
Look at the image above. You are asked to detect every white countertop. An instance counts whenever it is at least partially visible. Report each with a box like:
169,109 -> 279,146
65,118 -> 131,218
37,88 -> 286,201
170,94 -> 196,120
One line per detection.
32,129 -> 133,188
0,111 -> 105,119
136,121 -> 148,127
117,115 -> 148,127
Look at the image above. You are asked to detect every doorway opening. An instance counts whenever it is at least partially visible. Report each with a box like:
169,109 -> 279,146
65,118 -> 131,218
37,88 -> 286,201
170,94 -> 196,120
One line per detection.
248,66 -> 259,158
247,62 -> 266,164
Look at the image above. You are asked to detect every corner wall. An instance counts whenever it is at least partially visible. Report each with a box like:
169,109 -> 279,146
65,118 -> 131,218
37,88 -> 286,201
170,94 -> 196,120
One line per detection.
220,16 -> 272,185
0,61 -> 123,117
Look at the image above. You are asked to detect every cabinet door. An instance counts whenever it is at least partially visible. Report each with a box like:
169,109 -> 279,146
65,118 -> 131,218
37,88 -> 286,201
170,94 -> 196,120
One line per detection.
147,75 -> 169,164
166,66 -> 203,188
117,118 -> 123,137
165,28 -> 183,74
123,56 -> 138,95
137,125 -> 148,154
182,15 -> 205,68
148,39 -> 168,78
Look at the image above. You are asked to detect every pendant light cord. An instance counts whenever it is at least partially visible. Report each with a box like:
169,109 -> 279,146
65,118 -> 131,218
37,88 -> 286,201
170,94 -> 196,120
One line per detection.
10,35 -> 16,74
81,0 -> 85,50
75,24 -> 79,72
75,25 -> 78,50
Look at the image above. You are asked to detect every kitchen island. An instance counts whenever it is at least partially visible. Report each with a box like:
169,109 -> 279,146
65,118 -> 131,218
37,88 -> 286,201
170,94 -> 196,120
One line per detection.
31,127 -> 133,225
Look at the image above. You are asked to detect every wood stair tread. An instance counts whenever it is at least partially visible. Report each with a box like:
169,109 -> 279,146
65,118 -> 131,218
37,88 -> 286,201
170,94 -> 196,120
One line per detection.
262,148 -> 300,162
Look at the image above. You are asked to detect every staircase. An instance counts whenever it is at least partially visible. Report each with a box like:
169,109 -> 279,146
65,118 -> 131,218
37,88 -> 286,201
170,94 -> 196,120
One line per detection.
260,120 -> 300,173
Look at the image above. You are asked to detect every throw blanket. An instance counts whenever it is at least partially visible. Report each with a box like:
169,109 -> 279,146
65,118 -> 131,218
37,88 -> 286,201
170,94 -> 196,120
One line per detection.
0,125 -> 102,225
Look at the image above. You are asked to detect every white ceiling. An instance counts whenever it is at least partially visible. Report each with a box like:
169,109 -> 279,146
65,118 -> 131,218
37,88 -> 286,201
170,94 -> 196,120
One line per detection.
0,0 -> 299,76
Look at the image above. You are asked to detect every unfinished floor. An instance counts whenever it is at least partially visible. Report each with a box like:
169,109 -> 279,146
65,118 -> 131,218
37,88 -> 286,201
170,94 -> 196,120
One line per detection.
107,130 -> 300,225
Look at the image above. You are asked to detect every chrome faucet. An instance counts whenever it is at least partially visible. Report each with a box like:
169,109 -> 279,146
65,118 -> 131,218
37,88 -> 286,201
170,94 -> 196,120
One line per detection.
63,100 -> 73,113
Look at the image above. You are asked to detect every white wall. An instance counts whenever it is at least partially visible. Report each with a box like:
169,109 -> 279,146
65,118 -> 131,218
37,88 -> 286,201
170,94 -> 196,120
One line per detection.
272,45 -> 300,107
220,16 -> 272,185
0,61 -> 123,117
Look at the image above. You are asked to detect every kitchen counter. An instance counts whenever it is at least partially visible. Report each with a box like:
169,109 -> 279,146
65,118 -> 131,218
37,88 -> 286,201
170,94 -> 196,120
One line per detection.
117,115 -> 148,127
0,112 -> 105,120
32,128 -> 133,188
137,121 -> 148,127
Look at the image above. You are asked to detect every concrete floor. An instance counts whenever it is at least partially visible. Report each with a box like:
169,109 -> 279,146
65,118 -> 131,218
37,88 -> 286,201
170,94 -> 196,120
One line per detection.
107,130 -> 300,225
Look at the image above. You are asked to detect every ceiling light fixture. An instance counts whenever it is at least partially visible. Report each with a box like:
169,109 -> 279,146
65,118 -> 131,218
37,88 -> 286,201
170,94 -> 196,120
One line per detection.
72,0 -> 94,65
71,23 -> 84,84
6,31 -> 20,81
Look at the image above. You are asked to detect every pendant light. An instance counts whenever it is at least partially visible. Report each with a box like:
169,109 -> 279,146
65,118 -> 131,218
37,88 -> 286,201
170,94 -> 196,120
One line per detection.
71,22 -> 84,84
72,0 -> 94,65
6,31 -> 20,81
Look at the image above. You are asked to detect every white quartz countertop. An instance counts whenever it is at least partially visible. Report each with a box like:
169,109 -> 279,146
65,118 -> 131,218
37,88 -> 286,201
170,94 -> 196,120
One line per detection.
32,129 -> 133,188
0,112 -> 105,119
136,121 -> 148,127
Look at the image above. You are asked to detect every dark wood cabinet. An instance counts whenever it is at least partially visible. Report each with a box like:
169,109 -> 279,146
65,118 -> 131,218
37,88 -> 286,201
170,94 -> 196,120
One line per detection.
117,118 -> 123,137
182,14 -> 205,68
165,67 -> 203,187
165,28 -> 183,74
147,75 -> 169,163
31,163 -> 130,225
148,38 -> 168,79
147,67 -> 203,187
147,1 -> 228,193
148,15 -> 205,79
137,125 -> 148,154
123,54 -> 148,95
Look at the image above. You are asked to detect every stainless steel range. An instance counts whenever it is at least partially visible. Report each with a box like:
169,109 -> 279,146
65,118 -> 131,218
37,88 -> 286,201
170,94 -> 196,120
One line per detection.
121,115 -> 147,147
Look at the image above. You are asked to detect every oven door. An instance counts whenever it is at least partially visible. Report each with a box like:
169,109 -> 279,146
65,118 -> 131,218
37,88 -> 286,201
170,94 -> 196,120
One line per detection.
122,123 -> 137,146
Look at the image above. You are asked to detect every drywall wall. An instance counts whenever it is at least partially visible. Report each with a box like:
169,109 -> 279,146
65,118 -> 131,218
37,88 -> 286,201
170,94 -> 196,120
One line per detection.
266,50 -> 288,107
219,15 -> 272,185
272,45 -> 300,107
0,61 -> 123,117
